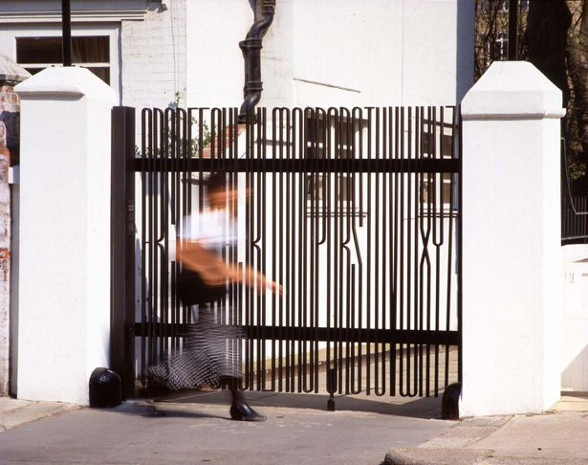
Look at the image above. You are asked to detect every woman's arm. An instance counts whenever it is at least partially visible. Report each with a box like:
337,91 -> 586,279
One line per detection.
177,239 -> 282,294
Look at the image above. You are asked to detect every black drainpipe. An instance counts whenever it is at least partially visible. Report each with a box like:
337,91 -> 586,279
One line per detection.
238,0 -> 276,123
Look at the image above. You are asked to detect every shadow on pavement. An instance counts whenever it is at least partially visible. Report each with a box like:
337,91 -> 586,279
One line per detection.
111,400 -> 231,421
143,388 -> 444,419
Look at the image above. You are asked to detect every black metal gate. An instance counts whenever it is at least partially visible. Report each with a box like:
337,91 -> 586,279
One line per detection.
562,138 -> 588,245
111,105 -> 462,402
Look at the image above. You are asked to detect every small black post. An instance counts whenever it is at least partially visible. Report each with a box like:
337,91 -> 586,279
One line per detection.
111,106 -> 136,399
508,0 -> 519,60
327,367 -> 336,411
61,0 -> 73,66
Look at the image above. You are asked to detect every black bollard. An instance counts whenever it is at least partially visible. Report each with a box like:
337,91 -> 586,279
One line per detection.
441,382 -> 461,420
89,367 -> 122,408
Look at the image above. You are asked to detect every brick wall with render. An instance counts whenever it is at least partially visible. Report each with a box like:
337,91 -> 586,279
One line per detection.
0,84 -> 17,396
121,0 -> 187,110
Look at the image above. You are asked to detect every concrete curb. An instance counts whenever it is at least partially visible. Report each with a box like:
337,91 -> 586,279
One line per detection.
385,447 -> 494,465
0,398 -> 80,432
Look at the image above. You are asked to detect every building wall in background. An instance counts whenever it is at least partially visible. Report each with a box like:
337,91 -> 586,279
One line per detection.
186,0 -> 475,109
121,0 -> 187,109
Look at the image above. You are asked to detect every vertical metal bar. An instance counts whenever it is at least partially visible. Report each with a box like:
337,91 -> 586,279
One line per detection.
399,107 -> 406,396
251,108 -> 257,389
336,108 -> 344,394
170,109 -> 178,352
257,107 -> 266,390
391,106 -> 399,396
147,110 -> 155,371
227,108 -> 234,373
508,0 -> 519,60
161,109 -> 171,357
140,109 -> 149,387
379,106 -> 388,396
278,109 -> 288,391
433,107 -> 443,396
350,106 -> 363,395
307,109 -> 314,393
457,107 -> 463,385
357,108 -> 363,394
262,107 -> 268,389
61,0 -> 73,67
314,108 -> 323,393
291,108 -> 302,392
285,109 -> 295,391
418,106 -> 425,397
427,106 -> 435,397
366,106 -> 373,395
110,106 -> 136,399
405,106 -> 414,397
152,109 -> 164,368
232,107 -> 241,382
340,107 -> 352,395
374,107 -> 381,396
413,107 -> 421,398
271,108 -> 278,392
301,108 -> 310,393
244,109 -> 253,390
380,106 -> 387,396
325,108 -> 334,396
445,107 -> 457,389
432,107 -> 441,397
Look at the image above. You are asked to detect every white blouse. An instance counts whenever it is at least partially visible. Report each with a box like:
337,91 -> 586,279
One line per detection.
181,209 -> 237,254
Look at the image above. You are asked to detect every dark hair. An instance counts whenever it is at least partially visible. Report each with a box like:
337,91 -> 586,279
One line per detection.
206,172 -> 227,195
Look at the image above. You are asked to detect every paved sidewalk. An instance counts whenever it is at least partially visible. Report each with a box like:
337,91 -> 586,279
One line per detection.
1,393 -> 587,464
385,395 -> 588,465
0,392 -> 452,465
0,397 -> 79,432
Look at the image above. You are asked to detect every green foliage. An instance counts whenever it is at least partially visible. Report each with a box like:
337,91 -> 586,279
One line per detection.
169,91 -> 212,157
134,91 -> 212,158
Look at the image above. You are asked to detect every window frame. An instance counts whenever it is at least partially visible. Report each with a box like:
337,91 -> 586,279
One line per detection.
0,23 -> 121,102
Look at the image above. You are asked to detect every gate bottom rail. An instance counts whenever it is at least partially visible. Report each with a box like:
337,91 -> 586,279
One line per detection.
134,323 -> 459,345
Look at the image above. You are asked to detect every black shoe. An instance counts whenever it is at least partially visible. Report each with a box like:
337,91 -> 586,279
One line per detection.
230,401 -> 266,422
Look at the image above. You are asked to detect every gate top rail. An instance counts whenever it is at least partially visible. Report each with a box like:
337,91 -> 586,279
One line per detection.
133,157 -> 460,174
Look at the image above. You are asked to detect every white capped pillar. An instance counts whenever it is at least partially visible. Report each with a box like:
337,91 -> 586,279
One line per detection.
15,67 -> 115,404
460,61 -> 564,416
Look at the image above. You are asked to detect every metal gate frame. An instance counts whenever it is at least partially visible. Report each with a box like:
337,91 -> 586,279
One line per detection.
110,105 -> 463,401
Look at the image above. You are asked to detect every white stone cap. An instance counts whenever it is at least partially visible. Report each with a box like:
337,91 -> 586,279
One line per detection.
15,66 -> 116,103
461,61 -> 566,120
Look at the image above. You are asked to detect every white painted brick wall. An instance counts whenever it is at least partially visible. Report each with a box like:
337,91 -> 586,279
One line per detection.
0,85 -> 16,396
121,0 -> 186,110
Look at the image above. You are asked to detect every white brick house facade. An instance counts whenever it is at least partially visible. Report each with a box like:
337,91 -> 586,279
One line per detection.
0,0 -> 187,109
120,0 -> 186,109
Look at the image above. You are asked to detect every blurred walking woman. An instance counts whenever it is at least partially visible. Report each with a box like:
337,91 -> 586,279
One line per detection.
149,172 -> 280,422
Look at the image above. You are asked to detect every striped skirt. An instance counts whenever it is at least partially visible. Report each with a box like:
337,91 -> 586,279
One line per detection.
148,268 -> 244,391
148,306 -> 244,391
